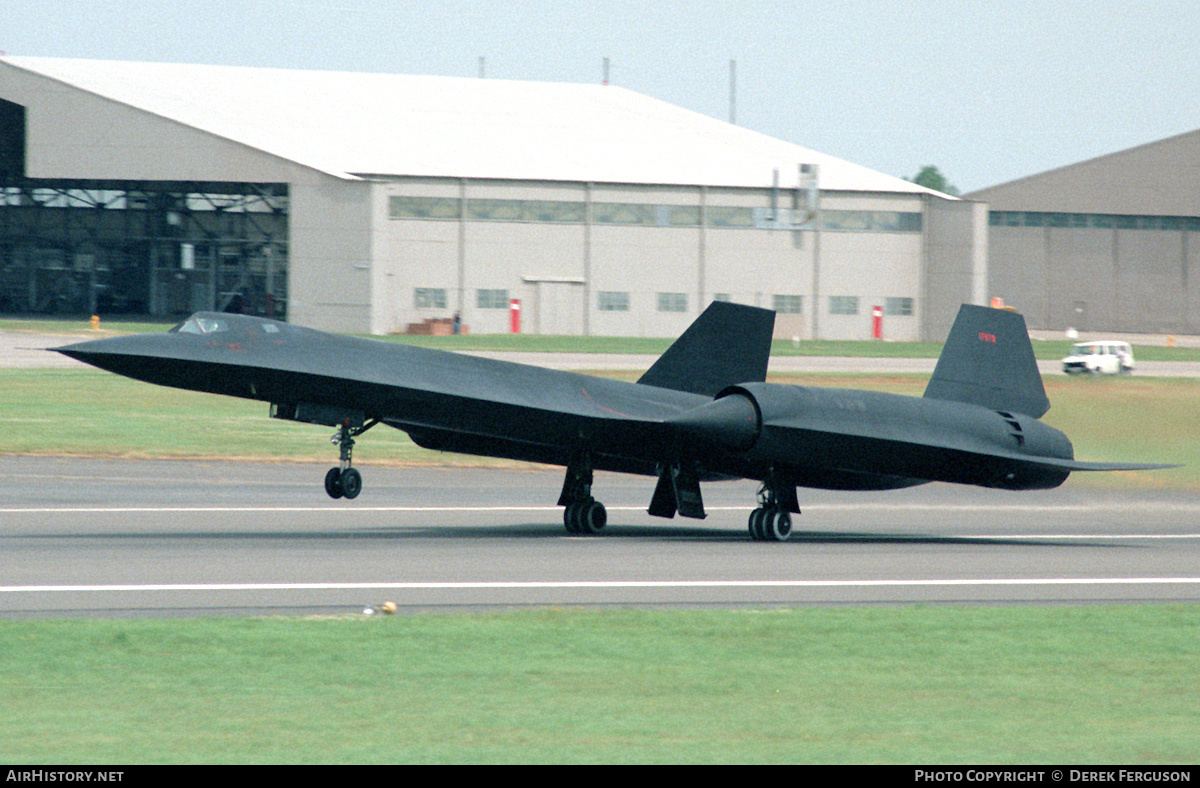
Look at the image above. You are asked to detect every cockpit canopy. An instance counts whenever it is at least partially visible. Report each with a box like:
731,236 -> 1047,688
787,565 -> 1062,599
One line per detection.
170,313 -> 283,336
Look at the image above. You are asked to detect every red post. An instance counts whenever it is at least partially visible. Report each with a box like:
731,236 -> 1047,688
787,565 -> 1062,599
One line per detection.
510,299 -> 522,334
872,305 -> 883,340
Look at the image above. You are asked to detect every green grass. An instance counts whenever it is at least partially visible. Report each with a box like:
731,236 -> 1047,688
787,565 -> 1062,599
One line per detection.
2,368 -> 1193,486
1,605 -> 1196,764
0,368 -> 426,464
0,317 -> 178,335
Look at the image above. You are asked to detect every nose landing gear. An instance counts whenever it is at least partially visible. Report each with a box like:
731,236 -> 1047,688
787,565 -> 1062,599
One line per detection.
324,418 -> 377,500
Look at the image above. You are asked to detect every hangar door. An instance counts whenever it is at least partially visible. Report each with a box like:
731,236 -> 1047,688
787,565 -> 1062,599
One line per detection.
525,277 -> 584,335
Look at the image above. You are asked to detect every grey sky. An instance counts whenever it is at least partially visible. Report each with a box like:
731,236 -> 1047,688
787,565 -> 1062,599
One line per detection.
3,0 -> 1198,193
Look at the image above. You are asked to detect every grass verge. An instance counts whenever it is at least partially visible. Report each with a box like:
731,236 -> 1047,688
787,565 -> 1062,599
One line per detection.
1,605 -> 1196,764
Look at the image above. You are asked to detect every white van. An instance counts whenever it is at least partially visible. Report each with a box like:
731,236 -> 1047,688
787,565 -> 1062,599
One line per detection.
1062,341 -> 1134,375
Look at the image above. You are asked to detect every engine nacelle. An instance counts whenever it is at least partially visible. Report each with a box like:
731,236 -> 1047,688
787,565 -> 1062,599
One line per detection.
663,389 -> 761,452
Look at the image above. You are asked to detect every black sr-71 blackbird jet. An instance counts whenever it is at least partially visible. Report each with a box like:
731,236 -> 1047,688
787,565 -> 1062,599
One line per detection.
56,302 -> 1170,541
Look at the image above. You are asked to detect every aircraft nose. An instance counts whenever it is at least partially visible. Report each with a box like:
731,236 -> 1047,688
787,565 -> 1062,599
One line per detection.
54,334 -> 169,374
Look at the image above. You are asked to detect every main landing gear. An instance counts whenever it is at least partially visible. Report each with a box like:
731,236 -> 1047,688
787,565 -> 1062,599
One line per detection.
324,418 -> 378,500
558,451 -> 607,535
564,499 -> 607,535
748,475 -> 800,542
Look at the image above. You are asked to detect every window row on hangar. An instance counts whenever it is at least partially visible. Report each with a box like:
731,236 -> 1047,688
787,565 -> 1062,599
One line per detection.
389,195 -> 923,233
990,210 -> 1200,231
413,287 -> 915,318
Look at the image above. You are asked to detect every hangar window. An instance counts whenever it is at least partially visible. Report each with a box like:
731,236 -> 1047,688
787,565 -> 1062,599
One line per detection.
389,196 -> 461,220
829,296 -> 858,315
885,298 -> 914,317
414,288 -> 447,309
476,289 -> 509,309
591,203 -> 702,227
667,206 -> 701,226
773,295 -> 803,314
657,292 -> 688,312
993,211 -> 1200,232
821,210 -> 922,233
468,199 -> 584,223
598,291 -> 629,311
469,199 -> 522,222
707,206 -> 754,228
526,200 -> 584,222
593,203 -> 656,225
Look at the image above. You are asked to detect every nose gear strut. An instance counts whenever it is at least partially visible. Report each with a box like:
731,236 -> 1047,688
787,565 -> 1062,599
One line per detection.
324,417 -> 378,499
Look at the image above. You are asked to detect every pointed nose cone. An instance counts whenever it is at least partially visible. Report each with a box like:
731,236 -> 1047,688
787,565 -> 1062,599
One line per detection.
665,393 -> 760,452
57,334 -> 149,368
53,333 -> 183,382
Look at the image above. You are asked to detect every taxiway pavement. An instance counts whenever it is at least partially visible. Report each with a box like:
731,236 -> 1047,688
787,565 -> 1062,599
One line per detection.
2,457 -> 1198,618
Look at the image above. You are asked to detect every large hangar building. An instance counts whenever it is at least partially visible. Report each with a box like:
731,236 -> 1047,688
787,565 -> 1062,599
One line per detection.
0,57 -> 979,340
966,132 -> 1200,335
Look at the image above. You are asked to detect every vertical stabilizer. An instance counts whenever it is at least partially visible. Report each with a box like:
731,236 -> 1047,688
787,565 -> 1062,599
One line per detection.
638,301 -> 775,397
923,304 -> 1050,418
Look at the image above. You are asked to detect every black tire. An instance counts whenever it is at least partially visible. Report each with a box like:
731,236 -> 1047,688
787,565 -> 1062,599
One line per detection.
340,467 -> 363,499
766,510 -> 792,542
324,467 -> 344,499
580,501 -> 607,534
748,507 -> 765,540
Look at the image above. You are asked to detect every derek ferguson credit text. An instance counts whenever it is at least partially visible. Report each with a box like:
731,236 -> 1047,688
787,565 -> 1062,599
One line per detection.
914,772 -> 1191,783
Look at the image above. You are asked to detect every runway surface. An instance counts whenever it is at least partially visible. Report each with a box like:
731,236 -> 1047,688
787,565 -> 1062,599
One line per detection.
2,456 -> 1198,618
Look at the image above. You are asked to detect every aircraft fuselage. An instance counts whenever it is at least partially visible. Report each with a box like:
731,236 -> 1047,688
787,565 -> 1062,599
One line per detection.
58,312 -> 1075,493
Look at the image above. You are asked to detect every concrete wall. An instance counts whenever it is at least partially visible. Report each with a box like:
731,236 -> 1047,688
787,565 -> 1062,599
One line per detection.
370,178 -> 954,339
922,198 -> 988,340
988,222 -> 1199,334
967,130 -> 1200,336
289,178 -> 373,334
817,193 -> 927,341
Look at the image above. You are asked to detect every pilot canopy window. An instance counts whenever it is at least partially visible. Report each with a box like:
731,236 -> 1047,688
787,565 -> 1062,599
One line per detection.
172,317 -> 230,334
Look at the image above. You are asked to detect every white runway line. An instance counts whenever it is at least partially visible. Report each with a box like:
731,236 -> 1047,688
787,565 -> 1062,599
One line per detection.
3,502 -> 1200,514
4,577 -> 1200,594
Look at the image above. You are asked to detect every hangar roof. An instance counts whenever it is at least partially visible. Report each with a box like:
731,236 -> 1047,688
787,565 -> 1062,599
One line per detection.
4,56 -> 939,194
